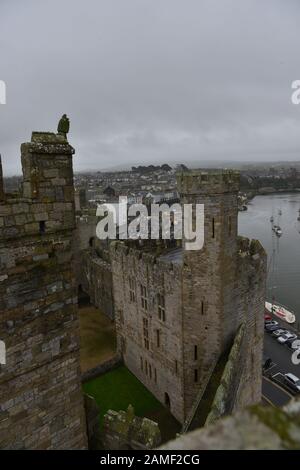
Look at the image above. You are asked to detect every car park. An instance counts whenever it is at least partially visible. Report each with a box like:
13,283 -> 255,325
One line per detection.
283,373 -> 300,393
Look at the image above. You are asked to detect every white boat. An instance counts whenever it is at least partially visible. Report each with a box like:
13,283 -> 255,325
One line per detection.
272,225 -> 282,236
275,227 -> 282,237
265,301 -> 296,324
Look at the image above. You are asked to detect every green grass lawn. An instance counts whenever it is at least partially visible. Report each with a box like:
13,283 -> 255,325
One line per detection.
82,365 -> 180,443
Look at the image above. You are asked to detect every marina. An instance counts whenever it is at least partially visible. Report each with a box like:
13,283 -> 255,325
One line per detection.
239,192 -> 300,330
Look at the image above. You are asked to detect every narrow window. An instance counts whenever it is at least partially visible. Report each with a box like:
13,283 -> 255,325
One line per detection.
39,221 -> 46,234
140,356 -> 143,371
194,345 -> 198,361
158,293 -> 166,322
194,369 -> 198,383
156,329 -> 160,348
129,277 -> 136,302
212,217 -> 215,238
154,368 -> 157,383
201,301 -> 204,315
149,364 -> 152,380
228,216 -> 232,235
141,285 -> 148,310
143,317 -> 149,350
145,360 -> 148,376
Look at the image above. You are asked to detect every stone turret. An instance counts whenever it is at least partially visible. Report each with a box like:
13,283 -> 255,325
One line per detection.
21,132 -> 75,203
177,169 -> 242,417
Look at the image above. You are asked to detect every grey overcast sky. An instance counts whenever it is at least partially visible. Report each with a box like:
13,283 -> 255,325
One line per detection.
0,0 -> 300,175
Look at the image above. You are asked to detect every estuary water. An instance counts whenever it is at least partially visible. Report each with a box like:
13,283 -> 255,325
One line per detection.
238,192 -> 300,326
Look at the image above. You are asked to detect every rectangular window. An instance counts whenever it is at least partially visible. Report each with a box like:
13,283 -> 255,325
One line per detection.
154,368 -> 157,383
194,345 -> 198,361
212,217 -> 215,238
158,293 -> 166,321
156,329 -> 160,348
201,301 -> 204,315
141,284 -> 148,310
143,317 -> 149,350
194,369 -> 198,383
145,360 -> 148,376
129,277 -> 136,302
149,364 -> 152,380
140,356 -> 143,371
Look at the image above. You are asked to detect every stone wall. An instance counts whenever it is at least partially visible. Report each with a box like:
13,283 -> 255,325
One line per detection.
205,325 -> 245,425
110,242 -> 185,423
103,405 -> 161,450
73,217 -> 114,319
234,237 -> 266,409
161,397 -> 300,450
81,354 -> 122,383
81,249 -> 114,320
0,132 -> 87,449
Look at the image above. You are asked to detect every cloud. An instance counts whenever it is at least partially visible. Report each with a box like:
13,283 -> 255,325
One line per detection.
0,0 -> 300,175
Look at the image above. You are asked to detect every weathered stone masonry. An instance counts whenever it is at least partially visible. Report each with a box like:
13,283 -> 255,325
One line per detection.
111,170 -> 267,425
0,132 -> 87,449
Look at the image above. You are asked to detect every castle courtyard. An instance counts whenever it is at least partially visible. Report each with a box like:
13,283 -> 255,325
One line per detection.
79,303 -> 117,372
82,365 -> 181,443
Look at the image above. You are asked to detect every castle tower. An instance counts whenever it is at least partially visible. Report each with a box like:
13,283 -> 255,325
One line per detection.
177,170 -> 241,417
0,132 -> 87,449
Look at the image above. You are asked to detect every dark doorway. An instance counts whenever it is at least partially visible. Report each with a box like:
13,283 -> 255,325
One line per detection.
78,284 -> 90,306
164,392 -> 171,409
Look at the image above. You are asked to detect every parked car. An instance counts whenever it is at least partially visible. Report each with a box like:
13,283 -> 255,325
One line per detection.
283,373 -> 300,393
265,321 -> 279,332
272,328 -> 288,337
265,319 -> 278,326
285,338 -> 300,349
277,332 -> 297,344
264,314 -> 272,322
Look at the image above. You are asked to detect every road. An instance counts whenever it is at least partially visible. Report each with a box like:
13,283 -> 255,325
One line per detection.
262,376 -> 292,407
263,321 -> 300,406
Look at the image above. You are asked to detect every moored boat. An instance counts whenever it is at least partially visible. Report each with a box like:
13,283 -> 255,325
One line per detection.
265,301 -> 296,324
272,225 -> 282,236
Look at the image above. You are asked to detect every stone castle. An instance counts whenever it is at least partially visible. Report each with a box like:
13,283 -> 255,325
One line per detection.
0,133 -> 87,449
0,130 -> 267,448
81,170 -> 267,427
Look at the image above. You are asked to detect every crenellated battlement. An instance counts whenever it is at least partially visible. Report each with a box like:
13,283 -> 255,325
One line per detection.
177,169 -> 240,196
110,240 -> 182,276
